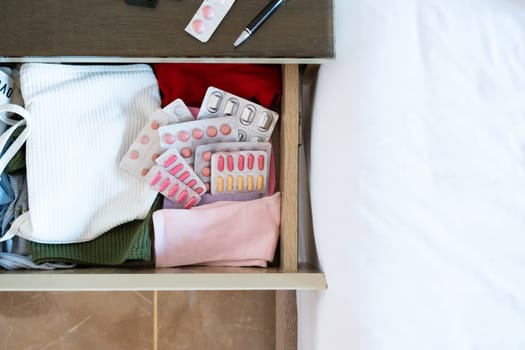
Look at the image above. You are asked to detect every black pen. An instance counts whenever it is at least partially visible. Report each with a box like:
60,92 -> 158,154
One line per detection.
233,0 -> 288,47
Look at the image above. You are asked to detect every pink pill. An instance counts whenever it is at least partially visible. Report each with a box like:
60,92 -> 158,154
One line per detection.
201,166 -> 211,177
187,179 -> 197,188
202,5 -> 215,19
248,153 -> 254,170
163,133 -> 175,145
178,171 -> 190,182
192,128 -> 204,140
141,168 -> 149,177
220,124 -> 232,135
150,120 -> 159,130
206,126 -> 218,137
140,135 -> 150,144
195,187 -> 204,194
159,179 -> 171,192
184,196 -> 198,209
192,19 -> 205,33
181,148 -> 193,158
258,155 -> 265,170
238,155 -> 245,170
202,151 -> 212,161
168,183 -> 180,197
163,155 -> 178,167
151,153 -> 159,161
227,155 -> 234,171
217,155 -> 225,172
178,131 -> 190,142
150,172 -> 162,186
169,163 -> 184,176
177,190 -> 188,203
130,150 -> 139,160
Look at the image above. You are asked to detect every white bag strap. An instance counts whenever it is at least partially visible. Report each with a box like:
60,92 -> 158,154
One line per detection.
0,103 -> 30,242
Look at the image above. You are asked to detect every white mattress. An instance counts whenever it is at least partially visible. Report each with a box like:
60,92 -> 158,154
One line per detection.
298,0 -> 525,349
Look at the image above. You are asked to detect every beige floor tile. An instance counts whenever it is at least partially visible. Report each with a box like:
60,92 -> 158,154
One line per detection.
0,292 -> 154,350
157,291 -> 275,350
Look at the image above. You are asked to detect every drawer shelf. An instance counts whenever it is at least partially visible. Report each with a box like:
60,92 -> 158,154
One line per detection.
0,64 -> 326,291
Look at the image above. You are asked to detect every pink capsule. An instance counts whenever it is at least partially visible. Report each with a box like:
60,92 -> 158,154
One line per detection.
195,187 -> 204,194
258,155 -> 265,170
184,196 -> 198,209
163,155 -> 178,168
217,155 -> 225,172
178,171 -> 190,182
168,183 -> 180,197
150,172 -> 162,186
248,154 -> 254,170
169,163 -> 184,175
159,178 -> 171,192
227,155 -> 234,171
177,190 -> 188,203
238,155 -> 245,170
187,179 -> 197,188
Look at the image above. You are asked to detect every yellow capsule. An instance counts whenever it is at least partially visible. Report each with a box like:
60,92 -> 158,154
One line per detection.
216,176 -> 224,193
247,175 -> 254,191
237,176 -> 244,191
227,175 -> 233,191
257,175 -> 264,191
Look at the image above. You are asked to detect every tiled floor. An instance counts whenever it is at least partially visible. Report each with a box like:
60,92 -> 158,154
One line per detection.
0,291 -> 276,350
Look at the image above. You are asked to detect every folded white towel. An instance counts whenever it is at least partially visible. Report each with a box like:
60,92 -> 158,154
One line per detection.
7,63 -> 160,243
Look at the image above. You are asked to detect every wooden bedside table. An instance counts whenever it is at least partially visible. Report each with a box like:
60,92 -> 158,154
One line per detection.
0,0 -> 333,291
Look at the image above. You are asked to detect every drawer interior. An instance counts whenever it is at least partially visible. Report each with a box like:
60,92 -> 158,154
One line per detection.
0,63 -> 326,290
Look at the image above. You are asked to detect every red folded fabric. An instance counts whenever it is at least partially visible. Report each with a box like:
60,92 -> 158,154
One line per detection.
152,64 -> 282,109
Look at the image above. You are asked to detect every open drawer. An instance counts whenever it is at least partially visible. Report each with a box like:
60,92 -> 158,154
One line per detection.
0,64 -> 326,291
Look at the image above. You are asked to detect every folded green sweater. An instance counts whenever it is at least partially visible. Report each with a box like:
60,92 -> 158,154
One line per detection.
30,195 -> 162,266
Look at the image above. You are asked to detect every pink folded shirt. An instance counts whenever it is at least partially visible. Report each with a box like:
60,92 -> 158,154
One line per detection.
154,193 -> 281,268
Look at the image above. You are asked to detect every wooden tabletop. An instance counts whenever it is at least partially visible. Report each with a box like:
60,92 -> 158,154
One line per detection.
0,0 -> 333,63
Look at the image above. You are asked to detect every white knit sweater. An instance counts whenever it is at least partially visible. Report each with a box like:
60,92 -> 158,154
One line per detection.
8,63 -> 160,243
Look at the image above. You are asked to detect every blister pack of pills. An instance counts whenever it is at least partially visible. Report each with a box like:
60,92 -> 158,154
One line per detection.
158,116 -> 238,165
155,148 -> 207,195
194,141 -> 272,185
161,98 -> 194,124
210,150 -> 270,195
185,0 -> 236,43
197,87 -> 279,142
120,99 -> 194,179
146,165 -> 201,209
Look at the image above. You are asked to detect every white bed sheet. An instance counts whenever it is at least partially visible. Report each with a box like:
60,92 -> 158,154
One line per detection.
298,0 -> 525,349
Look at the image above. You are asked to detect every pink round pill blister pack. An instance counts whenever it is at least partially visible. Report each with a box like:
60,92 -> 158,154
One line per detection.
158,116 -> 238,165
184,0 -> 237,43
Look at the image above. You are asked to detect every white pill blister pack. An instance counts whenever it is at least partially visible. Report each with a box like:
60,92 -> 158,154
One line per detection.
158,116 -> 238,165
197,86 -> 279,143
210,150 -> 270,195
194,141 -> 272,185
185,0 -> 236,43
155,148 -> 207,195
120,98 -> 194,179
